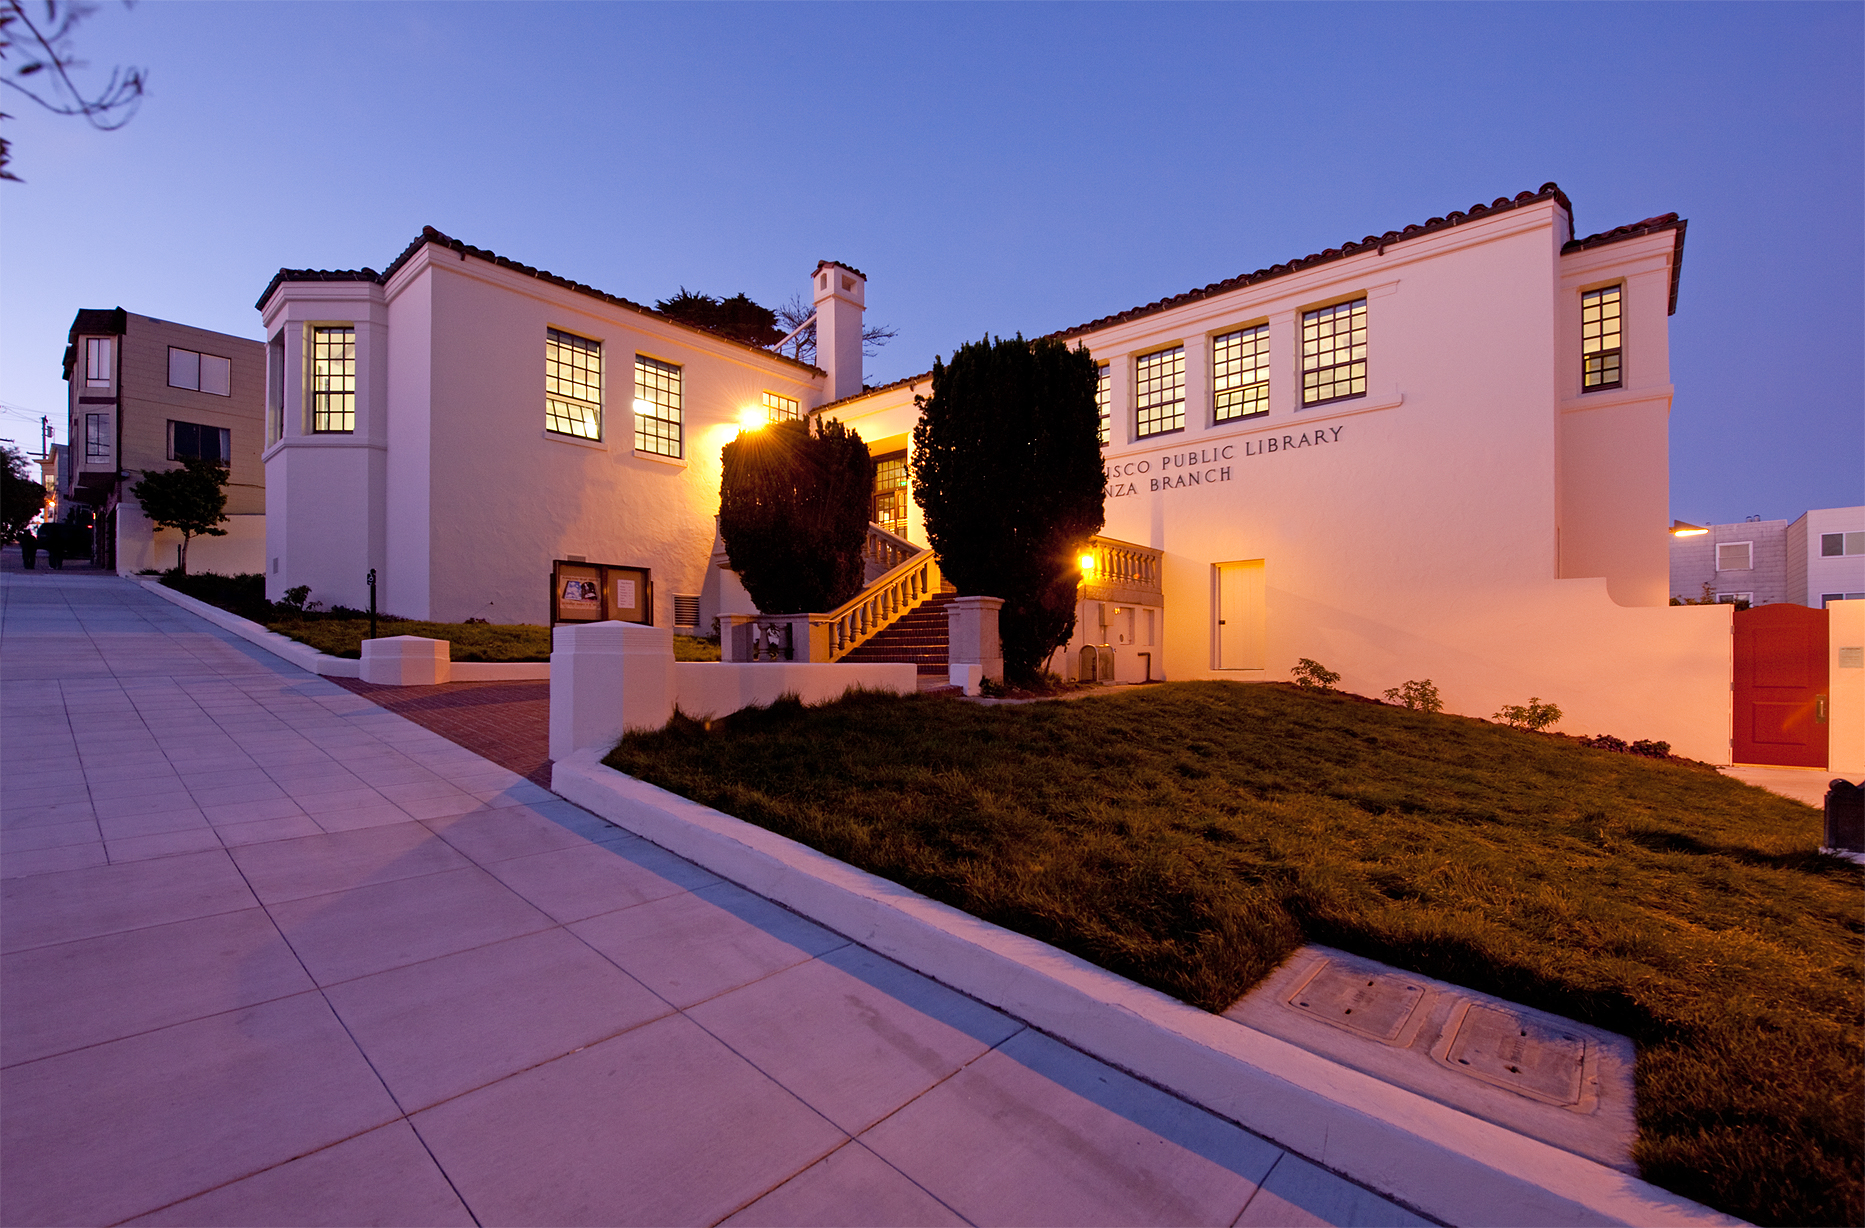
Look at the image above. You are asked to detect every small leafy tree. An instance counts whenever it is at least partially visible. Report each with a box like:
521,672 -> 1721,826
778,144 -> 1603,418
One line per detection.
1290,658 -> 1340,691
1495,697 -> 1562,731
130,457 -> 227,574
1383,679 -> 1443,712
0,444 -> 44,545
718,418 -> 873,614
911,334 -> 1103,684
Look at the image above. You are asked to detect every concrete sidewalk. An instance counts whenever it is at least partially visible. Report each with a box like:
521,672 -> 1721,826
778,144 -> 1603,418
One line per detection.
0,571 -> 1425,1227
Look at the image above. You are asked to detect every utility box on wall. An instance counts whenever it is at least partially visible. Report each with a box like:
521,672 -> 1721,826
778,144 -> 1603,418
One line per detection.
551,560 -> 653,627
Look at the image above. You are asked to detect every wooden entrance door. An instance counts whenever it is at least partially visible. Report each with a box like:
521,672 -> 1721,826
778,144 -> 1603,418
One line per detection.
1733,604 -> 1830,767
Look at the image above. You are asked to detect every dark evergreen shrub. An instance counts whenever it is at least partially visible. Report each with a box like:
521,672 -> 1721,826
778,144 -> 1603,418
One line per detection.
718,418 -> 873,615
911,334 -> 1104,683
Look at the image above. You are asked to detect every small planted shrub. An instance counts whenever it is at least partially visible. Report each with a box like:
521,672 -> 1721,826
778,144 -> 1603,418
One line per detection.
1631,738 -> 1672,758
1383,679 -> 1443,712
280,585 -> 311,613
1290,658 -> 1341,691
1580,733 -> 1675,759
1496,697 -> 1562,731
1581,734 -> 1629,753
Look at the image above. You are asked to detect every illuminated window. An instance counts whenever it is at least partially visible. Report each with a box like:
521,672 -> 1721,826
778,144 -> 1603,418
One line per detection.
634,355 -> 683,458
1301,299 -> 1366,406
1213,325 -> 1269,422
1095,363 -> 1110,445
85,338 -> 112,386
310,327 -> 355,433
1581,286 -> 1622,390
762,391 -> 799,422
546,329 -> 602,439
1135,346 -> 1184,439
873,450 -> 908,535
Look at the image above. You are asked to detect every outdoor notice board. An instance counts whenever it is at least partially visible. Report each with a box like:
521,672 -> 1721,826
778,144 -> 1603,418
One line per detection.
551,560 -> 652,626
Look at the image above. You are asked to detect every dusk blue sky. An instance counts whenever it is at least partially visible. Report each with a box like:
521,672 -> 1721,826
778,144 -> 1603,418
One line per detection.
1,1 -> 1858,526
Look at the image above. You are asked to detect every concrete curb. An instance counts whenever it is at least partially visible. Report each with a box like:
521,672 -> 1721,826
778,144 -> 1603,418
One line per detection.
553,748 -> 1743,1228
136,580 -> 549,681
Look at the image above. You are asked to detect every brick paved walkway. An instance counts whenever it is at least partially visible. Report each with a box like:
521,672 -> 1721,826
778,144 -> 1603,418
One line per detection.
330,678 -> 551,790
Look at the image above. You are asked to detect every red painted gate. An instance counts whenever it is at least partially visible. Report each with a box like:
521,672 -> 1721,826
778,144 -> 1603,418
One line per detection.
1733,604 -> 1830,767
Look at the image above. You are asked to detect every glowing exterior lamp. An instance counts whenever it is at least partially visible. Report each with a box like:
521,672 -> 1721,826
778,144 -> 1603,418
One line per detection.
738,407 -> 767,431
1079,552 -> 1097,573
1670,520 -> 1709,537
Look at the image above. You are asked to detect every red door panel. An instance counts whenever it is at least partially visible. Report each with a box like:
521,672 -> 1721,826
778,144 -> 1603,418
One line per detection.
1734,605 -> 1829,767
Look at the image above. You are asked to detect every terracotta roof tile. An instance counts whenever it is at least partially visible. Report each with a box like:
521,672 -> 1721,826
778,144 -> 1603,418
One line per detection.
1562,214 -> 1687,314
257,230 -> 823,373
1047,183 -> 1686,337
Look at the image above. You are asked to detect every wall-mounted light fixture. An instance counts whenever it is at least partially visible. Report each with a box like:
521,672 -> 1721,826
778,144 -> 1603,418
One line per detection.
1670,520 -> 1709,537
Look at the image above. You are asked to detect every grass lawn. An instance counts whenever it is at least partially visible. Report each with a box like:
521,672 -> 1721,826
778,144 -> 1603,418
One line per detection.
605,681 -> 1862,1227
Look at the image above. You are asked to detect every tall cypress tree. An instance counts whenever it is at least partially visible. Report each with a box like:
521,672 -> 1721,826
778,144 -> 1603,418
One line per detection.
719,418 -> 873,614
912,335 -> 1104,683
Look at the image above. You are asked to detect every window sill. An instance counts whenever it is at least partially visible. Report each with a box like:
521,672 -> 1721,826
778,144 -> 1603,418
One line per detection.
1135,427 -> 1185,443
544,430 -> 609,451
1559,383 -> 1674,414
633,448 -> 689,468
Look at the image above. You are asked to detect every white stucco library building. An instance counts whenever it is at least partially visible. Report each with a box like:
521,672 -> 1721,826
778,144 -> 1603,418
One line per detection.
257,184 -> 1862,769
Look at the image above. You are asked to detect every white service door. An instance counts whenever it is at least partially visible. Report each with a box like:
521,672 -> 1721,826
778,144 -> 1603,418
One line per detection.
1216,560 -> 1265,670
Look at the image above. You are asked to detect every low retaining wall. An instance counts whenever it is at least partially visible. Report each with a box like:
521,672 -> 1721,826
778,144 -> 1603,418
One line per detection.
548,621 -> 917,760
551,748 -> 1738,1228
137,580 -> 550,683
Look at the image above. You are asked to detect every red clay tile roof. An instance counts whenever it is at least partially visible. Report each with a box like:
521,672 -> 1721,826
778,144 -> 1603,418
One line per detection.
1562,214 -> 1688,314
257,229 -> 824,374
1049,183 -> 1687,338
814,259 -> 868,281
812,369 -> 935,416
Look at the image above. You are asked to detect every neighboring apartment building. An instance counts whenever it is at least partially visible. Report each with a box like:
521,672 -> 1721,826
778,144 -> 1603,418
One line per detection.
261,184 -> 1741,760
1787,506 -> 1865,607
1670,507 -> 1865,607
62,309 -> 266,573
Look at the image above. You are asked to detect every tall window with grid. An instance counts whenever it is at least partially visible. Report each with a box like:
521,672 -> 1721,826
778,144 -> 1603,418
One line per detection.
1134,346 -> 1184,438
85,338 -> 112,386
311,326 -> 356,433
1301,299 -> 1366,406
873,451 -> 909,535
1581,286 -> 1622,391
1095,363 -> 1111,445
1213,325 -> 1270,422
545,329 -> 602,439
762,391 -> 799,422
634,355 -> 683,458
85,413 -> 110,461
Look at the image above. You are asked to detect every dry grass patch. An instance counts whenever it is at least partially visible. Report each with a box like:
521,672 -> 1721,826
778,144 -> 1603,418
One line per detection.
605,681 -> 1862,1227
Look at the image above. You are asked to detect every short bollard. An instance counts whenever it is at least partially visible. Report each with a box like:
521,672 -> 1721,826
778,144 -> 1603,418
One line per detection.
1823,779 -> 1864,853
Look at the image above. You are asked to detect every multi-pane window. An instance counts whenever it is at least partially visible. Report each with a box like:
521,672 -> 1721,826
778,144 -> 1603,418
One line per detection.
1717,542 -> 1753,571
545,329 -> 602,439
1581,286 -> 1622,390
311,327 -> 356,433
1301,299 -> 1367,406
168,420 -> 230,464
762,391 -> 799,422
634,355 -> 683,458
873,451 -> 908,535
1134,346 -> 1185,438
1095,363 -> 1110,445
1213,325 -> 1270,422
84,413 -> 110,462
168,347 -> 231,396
85,338 -> 112,386
1821,532 -> 1865,557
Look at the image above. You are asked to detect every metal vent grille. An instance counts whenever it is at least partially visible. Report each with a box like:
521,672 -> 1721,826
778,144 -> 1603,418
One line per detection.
673,594 -> 700,627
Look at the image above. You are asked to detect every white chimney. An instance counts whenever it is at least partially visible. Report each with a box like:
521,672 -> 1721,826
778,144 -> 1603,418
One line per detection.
812,260 -> 865,402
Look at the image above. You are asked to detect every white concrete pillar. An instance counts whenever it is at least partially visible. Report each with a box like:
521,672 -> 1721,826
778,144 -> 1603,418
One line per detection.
360,635 -> 450,685
548,621 -> 675,760
947,595 -> 1005,695
812,261 -> 866,402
